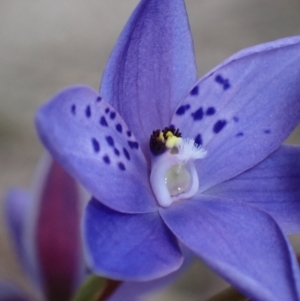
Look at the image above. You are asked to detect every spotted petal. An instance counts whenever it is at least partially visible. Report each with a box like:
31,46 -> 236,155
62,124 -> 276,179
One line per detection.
100,0 -> 197,160
84,198 -> 183,281
160,196 -> 300,301
172,36 -> 300,191
205,144 -> 300,234
35,86 -> 157,213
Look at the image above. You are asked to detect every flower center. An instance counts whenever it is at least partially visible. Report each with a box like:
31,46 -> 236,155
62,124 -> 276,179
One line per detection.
149,127 -> 207,207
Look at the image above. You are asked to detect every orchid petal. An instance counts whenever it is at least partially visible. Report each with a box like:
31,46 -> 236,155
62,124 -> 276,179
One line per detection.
172,36 -> 300,191
108,246 -> 194,301
84,198 -> 183,281
100,0 -> 197,160
205,144 -> 300,234
0,282 -> 30,301
25,157 -> 84,301
4,188 -> 30,266
160,196 -> 300,301
35,86 -> 157,213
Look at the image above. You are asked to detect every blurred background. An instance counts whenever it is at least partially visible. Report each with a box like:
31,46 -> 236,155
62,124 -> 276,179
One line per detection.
1,0 -> 300,300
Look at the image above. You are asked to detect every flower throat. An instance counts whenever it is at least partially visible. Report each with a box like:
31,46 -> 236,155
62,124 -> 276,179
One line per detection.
149,126 -> 207,207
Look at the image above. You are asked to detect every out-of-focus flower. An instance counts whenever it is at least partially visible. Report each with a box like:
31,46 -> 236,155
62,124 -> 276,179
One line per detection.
0,282 -> 30,301
35,0 -> 300,300
3,156 -> 85,301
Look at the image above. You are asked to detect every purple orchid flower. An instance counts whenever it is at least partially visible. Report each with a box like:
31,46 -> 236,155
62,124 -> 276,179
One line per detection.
4,156 -> 85,301
35,0 -> 300,300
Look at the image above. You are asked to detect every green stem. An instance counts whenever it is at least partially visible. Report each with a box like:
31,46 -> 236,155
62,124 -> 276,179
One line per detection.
202,286 -> 249,301
96,280 -> 121,301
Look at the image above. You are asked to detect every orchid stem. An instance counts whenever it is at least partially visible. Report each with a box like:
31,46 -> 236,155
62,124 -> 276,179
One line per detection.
97,280 -> 121,301
201,286 -> 248,301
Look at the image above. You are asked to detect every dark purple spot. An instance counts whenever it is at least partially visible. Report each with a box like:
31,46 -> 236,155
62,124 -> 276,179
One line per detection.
169,124 -> 175,129
223,81 -> 230,90
213,120 -> 227,133
71,104 -> 76,115
96,96 -> 102,102
127,131 -> 132,137
123,148 -> 130,160
194,134 -> 202,146
106,136 -> 114,147
236,132 -> 244,137
85,105 -> 91,118
176,104 -> 191,116
118,162 -> 126,171
233,116 -> 239,122
128,141 -> 139,149
190,86 -> 199,95
100,116 -> 108,126
116,124 -> 122,133
206,107 -> 216,116
264,129 -> 271,134
91,138 -> 100,153
110,112 -> 116,120
105,108 -> 110,114
176,106 -> 186,116
103,155 -> 110,164
114,148 -> 120,156
215,74 -> 223,84
191,107 -> 204,120
215,74 -> 231,90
